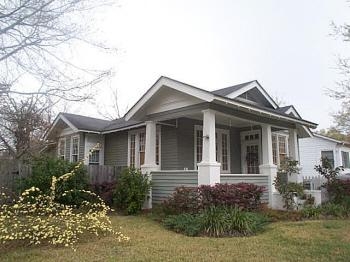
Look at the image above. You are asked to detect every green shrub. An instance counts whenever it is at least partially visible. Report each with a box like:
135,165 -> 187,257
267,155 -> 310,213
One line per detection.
301,206 -> 322,219
201,206 -> 227,237
113,168 -> 150,215
17,156 -> 89,206
163,213 -> 202,236
320,202 -> 349,218
201,206 -> 267,237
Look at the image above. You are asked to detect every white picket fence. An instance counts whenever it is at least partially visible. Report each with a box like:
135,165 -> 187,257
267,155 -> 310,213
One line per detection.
302,175 -> 326,190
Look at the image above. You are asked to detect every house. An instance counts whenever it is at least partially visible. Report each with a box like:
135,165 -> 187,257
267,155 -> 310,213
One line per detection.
46,76 -> 318,208
299,133 -> 350,177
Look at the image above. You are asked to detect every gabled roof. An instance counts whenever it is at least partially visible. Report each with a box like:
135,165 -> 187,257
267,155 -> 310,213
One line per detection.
314,133 -> 350,146
211,81 -> 256,96
276,105 -> 302,119
60,113 -> 111,132
211,80 -> 279,109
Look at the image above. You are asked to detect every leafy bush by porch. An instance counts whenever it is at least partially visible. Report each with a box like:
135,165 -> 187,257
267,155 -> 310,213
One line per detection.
113,168 -> 151,215
161,183 -> 265,215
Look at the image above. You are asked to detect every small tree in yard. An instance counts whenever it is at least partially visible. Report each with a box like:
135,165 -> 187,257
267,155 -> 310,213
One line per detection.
274,158 -> 304,210
113,168 -> 151,215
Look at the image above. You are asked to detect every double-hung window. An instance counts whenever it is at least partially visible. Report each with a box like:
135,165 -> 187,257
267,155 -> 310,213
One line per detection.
70,136 -> 79,162
342,151 -> 350,168
194,126 -> 230,173
58,138 -> 66,160
272,134 -> 288,166
321,151 -> 334,168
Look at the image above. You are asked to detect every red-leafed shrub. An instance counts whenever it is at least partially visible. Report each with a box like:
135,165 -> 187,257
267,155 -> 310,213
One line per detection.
90,181 -> 117,206
161,183 -> 265,215
326,179 -> 350,204
199,183 -> 265,211
161,186 -> 201,215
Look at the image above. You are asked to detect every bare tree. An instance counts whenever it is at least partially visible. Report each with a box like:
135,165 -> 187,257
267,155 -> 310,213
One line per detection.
0,93 -> 52,160
0,0 -> 115,102
328,9 -> 350,134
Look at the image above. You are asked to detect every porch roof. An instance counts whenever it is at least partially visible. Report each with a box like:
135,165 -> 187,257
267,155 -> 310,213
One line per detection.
124,76 -> 317,130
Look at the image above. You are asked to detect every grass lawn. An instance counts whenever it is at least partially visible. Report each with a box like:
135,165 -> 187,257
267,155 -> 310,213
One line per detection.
1,215 -> 350,262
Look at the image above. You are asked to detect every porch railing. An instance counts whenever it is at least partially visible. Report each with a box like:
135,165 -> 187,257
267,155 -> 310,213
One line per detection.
302,175 -> 325,190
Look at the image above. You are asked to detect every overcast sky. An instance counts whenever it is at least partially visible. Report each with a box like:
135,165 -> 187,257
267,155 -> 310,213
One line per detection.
69,0 -> 350,130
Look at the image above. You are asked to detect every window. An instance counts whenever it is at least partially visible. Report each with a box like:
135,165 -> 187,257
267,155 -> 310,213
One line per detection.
58,138 -> 66,160
342,151 -> 350,168
89,150 -> 100,165
129,134 -> 136,168
194,126 -> 230,173
128,128 -> 161,168
271,134 -> 289,166
321,151 -> 334,168
71,136 -> 79,162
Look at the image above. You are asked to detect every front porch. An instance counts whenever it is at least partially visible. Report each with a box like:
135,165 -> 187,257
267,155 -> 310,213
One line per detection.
136,107 -> 302,208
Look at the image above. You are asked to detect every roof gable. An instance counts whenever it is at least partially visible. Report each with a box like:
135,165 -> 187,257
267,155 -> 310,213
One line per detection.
125,76 -> 215,121
212,80 -> 278,109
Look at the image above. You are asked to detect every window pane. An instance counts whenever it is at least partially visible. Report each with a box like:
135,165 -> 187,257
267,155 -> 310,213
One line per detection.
156,130 -> 160,165
196,130 -> 203,163
221,133 -> 228,171
89,150 -> 100,165
58,139 -> 65,160
71,137 -> 79,162
130,134 -> 136,167
321,151 -> 334,168
272,135 -> 277,165
278,136 -> 287,164
342,151 -> 350,168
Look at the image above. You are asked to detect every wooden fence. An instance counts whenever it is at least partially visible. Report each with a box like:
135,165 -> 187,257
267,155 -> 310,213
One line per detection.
302,175 -> 326,190
0,162 -> 126,191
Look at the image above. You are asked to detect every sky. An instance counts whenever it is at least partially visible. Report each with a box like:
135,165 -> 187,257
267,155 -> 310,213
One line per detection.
69,0 -> 350,130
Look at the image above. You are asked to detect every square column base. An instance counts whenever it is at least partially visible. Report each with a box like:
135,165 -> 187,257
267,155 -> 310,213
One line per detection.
140,164 -> 159,210
259,164 -> 277,208
197,162 -> 221,186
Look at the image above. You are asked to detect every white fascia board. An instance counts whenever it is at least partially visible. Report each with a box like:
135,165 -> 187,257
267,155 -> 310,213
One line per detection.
226,81 -> 278,109
45,114 -> 78,140
213,96 -> 318,129
124,77 -> 214,121
314,133 -> 345,144
285,106 -> 302,119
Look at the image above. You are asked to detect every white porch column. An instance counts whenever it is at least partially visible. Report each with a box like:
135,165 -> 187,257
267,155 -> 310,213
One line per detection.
141,120 -> 159,209
259,124 -> 278,208
197,109 -> 221,185
288,128 -> 301,183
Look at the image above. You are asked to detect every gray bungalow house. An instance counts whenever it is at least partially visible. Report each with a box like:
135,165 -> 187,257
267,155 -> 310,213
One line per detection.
46,76 -> 317,208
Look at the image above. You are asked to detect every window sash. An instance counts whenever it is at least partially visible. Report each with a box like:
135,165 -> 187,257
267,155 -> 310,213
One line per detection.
71,136 -> 79,162
89,150 -> 100,165
342,151 -> 350,168
271,134 -> 289,166
58,138 -> 66,160
321,151 -> 334,168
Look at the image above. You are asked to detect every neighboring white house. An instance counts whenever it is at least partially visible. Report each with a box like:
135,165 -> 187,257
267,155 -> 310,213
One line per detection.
299,134 -> 350,177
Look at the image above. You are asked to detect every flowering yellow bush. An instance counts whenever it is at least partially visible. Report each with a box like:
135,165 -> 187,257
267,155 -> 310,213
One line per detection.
0,145 -> 129,250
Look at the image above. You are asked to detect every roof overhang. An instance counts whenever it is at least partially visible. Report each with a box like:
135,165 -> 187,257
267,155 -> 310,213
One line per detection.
314,133 -> 350,146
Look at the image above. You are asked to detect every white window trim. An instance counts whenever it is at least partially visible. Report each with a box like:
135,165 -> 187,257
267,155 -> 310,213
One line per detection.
58,137 -> 66,160
272,132 -> 289,166
194,125 -> 231,173
127,126 -> 161,168
240,130 -> 262,174
70,135 -> 80,162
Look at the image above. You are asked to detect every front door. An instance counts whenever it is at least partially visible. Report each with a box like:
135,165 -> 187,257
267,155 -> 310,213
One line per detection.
241,131 -> 261,174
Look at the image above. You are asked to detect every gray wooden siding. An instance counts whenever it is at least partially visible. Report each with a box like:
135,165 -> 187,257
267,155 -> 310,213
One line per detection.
161,125 -> 178,169
221,174 -> 269,203
104,131 -> 128,166
161,117 -> 243,173
151,170 -> 198,204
